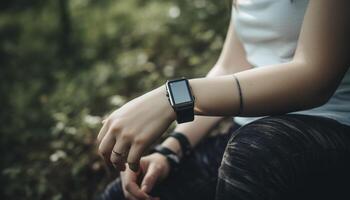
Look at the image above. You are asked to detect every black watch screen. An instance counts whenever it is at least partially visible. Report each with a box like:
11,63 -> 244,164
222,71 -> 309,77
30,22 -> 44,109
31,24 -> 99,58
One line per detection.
166,78 -> 195,123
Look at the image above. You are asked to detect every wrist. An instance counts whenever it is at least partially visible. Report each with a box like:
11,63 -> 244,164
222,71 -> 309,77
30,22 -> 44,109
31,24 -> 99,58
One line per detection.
161,137 -> 182,158
151,145 -> 181,172
156,85 -> 177,122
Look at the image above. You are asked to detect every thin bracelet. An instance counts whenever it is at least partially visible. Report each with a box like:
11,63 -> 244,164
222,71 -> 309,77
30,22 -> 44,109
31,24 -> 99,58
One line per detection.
233,74 -> 244,115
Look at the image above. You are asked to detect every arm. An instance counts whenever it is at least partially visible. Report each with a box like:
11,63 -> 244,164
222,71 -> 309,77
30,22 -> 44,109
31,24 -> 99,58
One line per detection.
97,16 -> 250,172
190,0 -> 349,117
97,0 -> 349,175
161,19 -> 252,156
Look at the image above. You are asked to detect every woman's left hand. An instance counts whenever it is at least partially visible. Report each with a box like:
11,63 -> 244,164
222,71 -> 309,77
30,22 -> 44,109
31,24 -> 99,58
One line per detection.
97,85 -> 176,172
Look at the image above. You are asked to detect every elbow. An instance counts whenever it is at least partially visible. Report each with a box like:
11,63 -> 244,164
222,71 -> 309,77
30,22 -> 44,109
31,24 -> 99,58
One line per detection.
307,77 -> 338,109
311,89 -> 333,108
292,60 -> 342,110
297,85 -> 333,112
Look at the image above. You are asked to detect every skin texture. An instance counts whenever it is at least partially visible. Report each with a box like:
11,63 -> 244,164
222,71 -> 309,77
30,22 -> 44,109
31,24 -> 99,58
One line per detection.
97,0 -> 350,199
120,154 -> 169,200
97,86 -> 175,171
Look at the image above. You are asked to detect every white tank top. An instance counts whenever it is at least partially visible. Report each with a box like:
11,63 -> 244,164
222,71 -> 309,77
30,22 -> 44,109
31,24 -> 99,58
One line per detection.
233,0 -> 350,126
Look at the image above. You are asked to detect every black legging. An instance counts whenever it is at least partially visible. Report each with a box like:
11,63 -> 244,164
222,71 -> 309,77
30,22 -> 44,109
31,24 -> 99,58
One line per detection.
99,114 -> 350,200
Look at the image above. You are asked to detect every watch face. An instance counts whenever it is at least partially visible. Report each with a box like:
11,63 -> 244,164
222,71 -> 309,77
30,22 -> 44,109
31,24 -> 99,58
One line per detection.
169,79 -> 193,104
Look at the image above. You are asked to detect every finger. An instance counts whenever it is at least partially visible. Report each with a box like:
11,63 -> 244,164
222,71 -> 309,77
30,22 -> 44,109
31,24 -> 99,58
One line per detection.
141,163 -> 161,193
125,182 -> 150,200
111,140 -> 131,171
124,192 -> 139,200
97,118 -> 110,145
98,133 -> 115,166
127,142 -> 146,172
124,168 -> 149,199
121,171 -> 138,200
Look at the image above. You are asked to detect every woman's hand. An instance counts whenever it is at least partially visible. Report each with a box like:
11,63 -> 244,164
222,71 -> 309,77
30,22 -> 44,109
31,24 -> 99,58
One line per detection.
97,85 -> 176,172
121,153 -> 171,200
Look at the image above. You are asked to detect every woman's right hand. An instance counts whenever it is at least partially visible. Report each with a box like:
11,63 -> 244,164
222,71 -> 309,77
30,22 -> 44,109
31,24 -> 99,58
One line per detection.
120,153 -> 171,200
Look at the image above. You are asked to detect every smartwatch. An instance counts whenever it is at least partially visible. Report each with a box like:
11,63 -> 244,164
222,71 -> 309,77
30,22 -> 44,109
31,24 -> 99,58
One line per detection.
166,78 -> 195,124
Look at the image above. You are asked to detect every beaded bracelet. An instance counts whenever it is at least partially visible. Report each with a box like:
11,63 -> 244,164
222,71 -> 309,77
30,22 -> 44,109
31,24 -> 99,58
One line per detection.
169,132 -> 192,157
151,145 -> 181,172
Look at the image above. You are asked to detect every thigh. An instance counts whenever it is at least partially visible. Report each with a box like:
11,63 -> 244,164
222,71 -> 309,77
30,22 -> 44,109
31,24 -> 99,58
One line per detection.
216,114 -> 350,200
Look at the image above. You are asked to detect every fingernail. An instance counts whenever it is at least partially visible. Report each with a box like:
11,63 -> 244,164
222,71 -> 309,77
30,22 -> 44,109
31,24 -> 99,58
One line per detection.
128,163 -> 139,172
121,164 -> 126,171
118,164 -> 126,171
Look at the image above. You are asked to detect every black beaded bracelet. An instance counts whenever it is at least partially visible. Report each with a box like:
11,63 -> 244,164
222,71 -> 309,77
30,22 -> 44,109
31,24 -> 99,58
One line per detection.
169,132 -> 192,157
151,145 -> 181,172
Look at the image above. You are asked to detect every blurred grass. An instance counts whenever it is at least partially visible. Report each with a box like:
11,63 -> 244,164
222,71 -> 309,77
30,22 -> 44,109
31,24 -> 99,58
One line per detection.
0,0 -> 230,199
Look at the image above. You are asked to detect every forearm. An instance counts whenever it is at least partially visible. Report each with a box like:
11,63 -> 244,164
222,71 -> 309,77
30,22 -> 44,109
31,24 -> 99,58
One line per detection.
189,0 -> 350,117
161,65 -> 250,156
192,61 -> 333,117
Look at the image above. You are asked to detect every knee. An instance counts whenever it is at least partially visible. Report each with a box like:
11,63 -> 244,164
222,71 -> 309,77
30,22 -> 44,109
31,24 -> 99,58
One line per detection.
219,116 -> 302,178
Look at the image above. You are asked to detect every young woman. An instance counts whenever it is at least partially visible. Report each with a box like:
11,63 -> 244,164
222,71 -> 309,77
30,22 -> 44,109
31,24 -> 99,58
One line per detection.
97,0 -> 350,199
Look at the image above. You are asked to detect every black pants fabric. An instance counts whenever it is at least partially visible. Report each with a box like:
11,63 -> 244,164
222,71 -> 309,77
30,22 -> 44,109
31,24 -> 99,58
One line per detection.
99,114 -> 350,200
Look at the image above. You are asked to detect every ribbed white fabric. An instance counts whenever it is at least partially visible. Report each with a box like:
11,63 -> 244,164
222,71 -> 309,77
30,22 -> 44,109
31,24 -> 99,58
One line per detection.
232,0 -> 350,126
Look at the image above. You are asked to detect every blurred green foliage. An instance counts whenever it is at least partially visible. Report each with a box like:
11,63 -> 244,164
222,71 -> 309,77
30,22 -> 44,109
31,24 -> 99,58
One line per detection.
0,0 -> 230,199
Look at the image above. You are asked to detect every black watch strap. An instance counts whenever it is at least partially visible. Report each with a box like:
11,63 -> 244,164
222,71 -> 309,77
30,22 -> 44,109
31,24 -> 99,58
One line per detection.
151,145 -> 180,171
169,132 -> 192,157
176,107 -> 194,124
